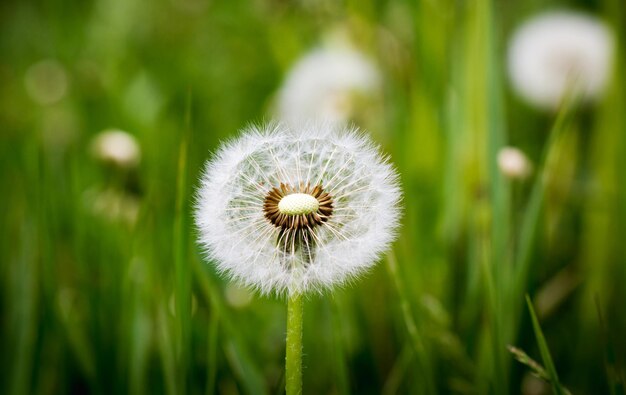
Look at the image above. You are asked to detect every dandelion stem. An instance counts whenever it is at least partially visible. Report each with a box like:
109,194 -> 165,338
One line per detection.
286,291 -> 303,395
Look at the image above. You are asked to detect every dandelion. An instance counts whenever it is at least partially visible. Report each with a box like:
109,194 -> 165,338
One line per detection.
91,129 -> 141,168
195,122 -> 401,295
195,122 -> 401,394
87,130 -> 142,222
276,47 -> 380,124
507,11 -> 614,109
498,147 -> 532,180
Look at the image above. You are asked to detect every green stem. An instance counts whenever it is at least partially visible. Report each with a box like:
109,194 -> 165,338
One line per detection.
286,291 -> 303,395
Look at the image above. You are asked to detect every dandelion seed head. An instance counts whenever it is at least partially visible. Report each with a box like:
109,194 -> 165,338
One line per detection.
195,122 -> 401,295
277,47 -> 380,124
508,11 -> 614,109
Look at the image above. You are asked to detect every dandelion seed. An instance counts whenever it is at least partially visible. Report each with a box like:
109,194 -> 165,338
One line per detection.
507,11 -> 614,109
277,47 -> 380,124
195,122 -> 402,295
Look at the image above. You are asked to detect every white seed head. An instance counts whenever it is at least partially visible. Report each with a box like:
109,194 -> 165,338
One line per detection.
91,129 -> 141,168
508,11 -> 614,109
195,122 -> 402,295
498,147 -> 532,179
277,47 -> 380,124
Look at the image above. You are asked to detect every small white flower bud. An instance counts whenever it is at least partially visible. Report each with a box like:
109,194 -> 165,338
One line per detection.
91,129 -> 141,168
498,147 -> 532,179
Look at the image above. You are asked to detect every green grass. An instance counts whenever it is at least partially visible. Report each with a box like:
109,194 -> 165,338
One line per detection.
2,0 -> 626,394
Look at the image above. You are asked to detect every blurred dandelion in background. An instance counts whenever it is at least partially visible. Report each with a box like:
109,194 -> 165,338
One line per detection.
90,129 -> 141,168
507,11 -> 614,109
195,121 -> 401,295
276,46 -> 381,124
498,146 -> 532,180
85,129 -> 142,225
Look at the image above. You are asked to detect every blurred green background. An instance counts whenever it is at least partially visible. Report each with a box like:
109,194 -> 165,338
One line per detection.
1,0 -> 625,394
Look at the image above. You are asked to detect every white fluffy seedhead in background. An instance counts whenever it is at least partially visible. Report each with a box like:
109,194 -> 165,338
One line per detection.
498,147 -> 532,180
195,122 -> 402,295
507,11 -> 614,109
277,47 -> 381,124
91,129 -> 141,168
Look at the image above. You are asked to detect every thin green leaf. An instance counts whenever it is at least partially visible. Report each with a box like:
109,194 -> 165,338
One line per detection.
526,295 -> 566,395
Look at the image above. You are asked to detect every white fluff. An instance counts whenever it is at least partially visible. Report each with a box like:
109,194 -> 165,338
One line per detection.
277,47 -> 380,124
507,11 -> 614,109
195,122 -> 402,295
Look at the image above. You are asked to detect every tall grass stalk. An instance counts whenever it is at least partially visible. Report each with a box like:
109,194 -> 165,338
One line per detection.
330,298 -> 350,395
526,295 -> 568,395
193,260 -> 266,395
173,91 -> 192,392
387,251 -> 436,394
206,309 -> 219,395
509,94 -> 578,335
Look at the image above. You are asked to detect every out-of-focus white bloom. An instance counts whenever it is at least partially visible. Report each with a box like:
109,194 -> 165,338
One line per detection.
508,11 -> 614,109
498,147 -> 532,179
277,47 -> 380,124
91,129 -> 141,168
195,122 -> 401,295
24,59 -> 69,105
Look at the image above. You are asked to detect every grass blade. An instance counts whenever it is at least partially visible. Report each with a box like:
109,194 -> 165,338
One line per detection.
194,259 -> 268,395
174,89 -> 192,391
206,308 -> 219,395
386,251 -> 436,394
526,295 -> 566,395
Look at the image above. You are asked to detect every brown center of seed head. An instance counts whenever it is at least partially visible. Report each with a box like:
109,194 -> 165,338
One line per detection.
263,183 -> 334,230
